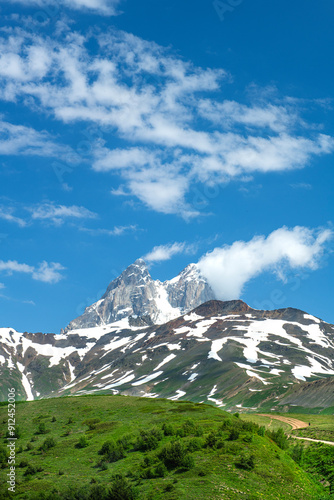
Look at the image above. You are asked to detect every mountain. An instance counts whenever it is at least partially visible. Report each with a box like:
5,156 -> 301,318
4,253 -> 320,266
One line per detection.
1,298 -> 334,412
64,259 -> 215,331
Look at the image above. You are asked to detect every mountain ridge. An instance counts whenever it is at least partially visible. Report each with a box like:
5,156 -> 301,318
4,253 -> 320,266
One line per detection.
1,298 -> 334,412
64,258 -> 215,332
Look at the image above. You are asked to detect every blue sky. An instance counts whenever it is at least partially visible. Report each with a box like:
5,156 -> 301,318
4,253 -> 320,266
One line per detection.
0,0 -> 333,333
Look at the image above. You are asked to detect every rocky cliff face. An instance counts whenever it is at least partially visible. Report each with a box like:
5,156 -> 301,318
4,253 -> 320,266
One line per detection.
64,259 -> 216,331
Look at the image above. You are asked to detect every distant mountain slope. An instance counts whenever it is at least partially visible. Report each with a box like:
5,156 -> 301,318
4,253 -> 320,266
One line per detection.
1,299 -> 334,412
64,259 -> 215,331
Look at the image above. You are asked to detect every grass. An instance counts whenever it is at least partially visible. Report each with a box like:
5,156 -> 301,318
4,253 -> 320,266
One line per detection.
0,395 -> 330,499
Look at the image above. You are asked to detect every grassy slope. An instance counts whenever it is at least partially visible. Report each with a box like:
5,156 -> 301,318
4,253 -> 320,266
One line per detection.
0,396 -> 327,499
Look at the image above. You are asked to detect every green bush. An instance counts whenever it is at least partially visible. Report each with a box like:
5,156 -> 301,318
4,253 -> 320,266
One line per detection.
19,459 -> 30,468
24,464 -> 38,476
76,436 -> 89,449
228,428 -> 240,441
267,428 -> 289,450
37,422 -> 48,435
236,454 -> 255,471
205,431 -> 219,448
116,433 -> 135,451
6,426 -> 21,439
135,428 -> 163,451
108,474 -> 138,500
40,436 -> 56,452
289,443 -> 304,465
0,446 -> 8,465
155,462 -> 168,478
187,437 -> 204,452
83,418 -> 100,430
98,439 -> 125,463
158,440 -> 194,470
162,423 -> 175,436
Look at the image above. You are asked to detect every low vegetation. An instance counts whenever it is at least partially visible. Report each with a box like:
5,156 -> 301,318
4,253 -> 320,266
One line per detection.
0,395 -> 332,499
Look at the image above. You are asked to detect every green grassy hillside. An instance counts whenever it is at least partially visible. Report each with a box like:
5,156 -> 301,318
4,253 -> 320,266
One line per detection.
0,396 -> 329,499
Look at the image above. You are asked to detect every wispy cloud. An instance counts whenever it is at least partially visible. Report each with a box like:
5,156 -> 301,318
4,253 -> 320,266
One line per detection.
197,226 -> 333,300
79,224 -> 138,236
143,242 -> 196,262
28,203 -> 97,225
0,119 -> 76,159
1,0 -> 121,15
0,27 -> 332,216
0,259 -> 65,283
0,202 -> 97,227
0,207 -> 26,227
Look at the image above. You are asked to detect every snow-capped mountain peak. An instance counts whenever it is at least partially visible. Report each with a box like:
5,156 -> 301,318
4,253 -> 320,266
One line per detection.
64,259 -> 216,331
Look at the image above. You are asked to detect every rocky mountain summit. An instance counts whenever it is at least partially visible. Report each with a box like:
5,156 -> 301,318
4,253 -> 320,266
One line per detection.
64,259 -> 215,331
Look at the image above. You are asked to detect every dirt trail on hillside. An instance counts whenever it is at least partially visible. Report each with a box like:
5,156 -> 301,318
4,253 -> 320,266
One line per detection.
257,414 -> 309,430
258,414 -> 334,446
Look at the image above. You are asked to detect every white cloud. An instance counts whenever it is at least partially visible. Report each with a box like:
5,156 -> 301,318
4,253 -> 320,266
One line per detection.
197,99 -> 297,133
0,27 -> 333,216
0,207 -> 26,227
0,119 -> 76,159
0,283 -> 5,289
197,227 -> 333,300
0,259 -> 65,283
1,0 -> 121,15
93,147 -> 155,172
28,203 -> 97,225
32,261 -> 65,283
79,224 -> 138,236
143,242 -> 195,262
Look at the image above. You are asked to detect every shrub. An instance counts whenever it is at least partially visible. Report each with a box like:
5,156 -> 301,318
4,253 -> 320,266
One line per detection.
98,440 -> 125,463
40,437 -> 56,452
219,419 -> 232,430
83,418 -> 100,430
187,437 -> 204,452
117,433 -> 135,451
99,460 -> 108,471
0,446 -> 8,465
236,454 -> 255,471
205,431 -> 220,448
6,426 -> 21,439
267,428 -> 289,450
24,465 -> 37,476
76,436 -> 89,449
37,423 -> 48,435
155,462 -> 168,478
162,423 -> 175,436
26,442 -> 34,451
135,428 -> 163,451
19,459 -> 30,468
108,473 -> 138,500
257,426 -> 266,437
228,428 -> 240,441
289,443 -> 304,465
158,440 -> 194,470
